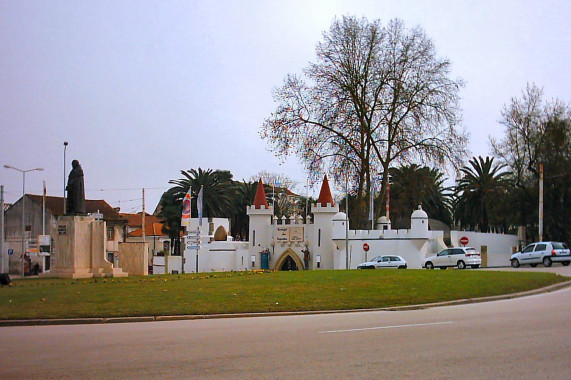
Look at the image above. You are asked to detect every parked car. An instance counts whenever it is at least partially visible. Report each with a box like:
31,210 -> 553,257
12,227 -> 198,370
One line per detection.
422,247 -> 482,269
357,255 -> 408,269
510,242 -> 570,268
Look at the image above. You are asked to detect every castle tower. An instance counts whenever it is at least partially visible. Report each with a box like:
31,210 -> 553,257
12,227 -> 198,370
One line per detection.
247,179 -> 274,268
310,175 -> 339,269
410,205 -> 429,238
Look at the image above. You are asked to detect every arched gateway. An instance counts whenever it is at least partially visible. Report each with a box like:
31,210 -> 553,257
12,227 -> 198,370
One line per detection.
274,248 -> 304,271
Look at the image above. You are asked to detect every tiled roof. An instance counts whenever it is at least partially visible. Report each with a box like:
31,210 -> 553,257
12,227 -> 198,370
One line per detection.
25,194 -> 126,221
317,175 -> 334,206
252,178 -> 269,208
128,223 -> 168,237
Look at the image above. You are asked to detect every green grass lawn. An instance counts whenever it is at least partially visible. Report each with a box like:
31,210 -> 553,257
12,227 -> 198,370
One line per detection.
0,269 -> 567,320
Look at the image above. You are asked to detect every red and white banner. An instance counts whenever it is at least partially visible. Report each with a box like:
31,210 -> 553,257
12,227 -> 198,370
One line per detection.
181,190 -> 192,227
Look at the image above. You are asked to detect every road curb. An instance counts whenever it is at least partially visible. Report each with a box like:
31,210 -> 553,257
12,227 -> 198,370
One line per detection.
2,280 -> 570,327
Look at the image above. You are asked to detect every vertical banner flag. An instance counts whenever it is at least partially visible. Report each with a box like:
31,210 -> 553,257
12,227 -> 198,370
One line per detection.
181,189 -> 192,227
197,185 -> 204,227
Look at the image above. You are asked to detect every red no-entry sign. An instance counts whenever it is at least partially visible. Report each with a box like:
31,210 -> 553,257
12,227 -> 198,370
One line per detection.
363,243 -> 370,251
460,236 -> 469,246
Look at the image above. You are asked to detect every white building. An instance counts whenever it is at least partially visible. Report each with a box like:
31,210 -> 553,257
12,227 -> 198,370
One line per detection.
155,177 -> 520,273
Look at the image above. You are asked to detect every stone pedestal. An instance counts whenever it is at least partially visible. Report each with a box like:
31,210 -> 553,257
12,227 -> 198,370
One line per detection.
46,215 -> 128,278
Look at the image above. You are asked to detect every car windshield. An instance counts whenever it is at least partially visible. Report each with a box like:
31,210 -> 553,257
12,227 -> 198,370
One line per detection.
552,242 -> 568,249
371,256 -> 382,262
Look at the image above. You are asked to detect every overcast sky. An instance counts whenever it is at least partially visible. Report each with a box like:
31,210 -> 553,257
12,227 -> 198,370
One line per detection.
1,0 -> 570,213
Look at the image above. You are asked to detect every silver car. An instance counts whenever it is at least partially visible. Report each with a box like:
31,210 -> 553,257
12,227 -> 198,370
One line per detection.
422,247 -> 482,269
510,242 -> 570,268
357,255 -> 408,269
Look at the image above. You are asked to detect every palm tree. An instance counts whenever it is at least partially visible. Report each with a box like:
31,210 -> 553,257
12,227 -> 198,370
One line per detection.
454,156 -> 512,232
168,168 -> 237,219
231,180 -> 258,240
386,165 -> 453,227
157,168 -> 238,251
157,191 -> 183,256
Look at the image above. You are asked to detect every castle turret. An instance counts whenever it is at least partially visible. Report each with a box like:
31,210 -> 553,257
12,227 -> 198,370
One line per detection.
311,175 -> 339,269
247,179 -> 274,267
410,205 -> 429,238
376,216 -> 391,231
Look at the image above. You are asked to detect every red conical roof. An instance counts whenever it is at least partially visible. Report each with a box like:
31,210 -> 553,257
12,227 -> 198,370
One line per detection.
252,178 -> 269,209
317,175 -> 334,206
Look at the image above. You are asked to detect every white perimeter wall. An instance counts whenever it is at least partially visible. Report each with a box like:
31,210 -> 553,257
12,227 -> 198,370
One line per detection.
337,231 -> 444,269
450,231 -> 519,267
183,241 -> 251,273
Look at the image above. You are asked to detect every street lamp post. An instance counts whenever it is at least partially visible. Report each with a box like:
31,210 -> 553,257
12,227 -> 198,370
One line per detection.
3,165 -> 44,276
63,142 -> 68,214
332,141 -> 351,270
345,170 -> 349,270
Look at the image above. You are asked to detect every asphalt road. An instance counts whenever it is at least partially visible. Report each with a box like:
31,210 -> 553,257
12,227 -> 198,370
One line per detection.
1,273 -> 570,380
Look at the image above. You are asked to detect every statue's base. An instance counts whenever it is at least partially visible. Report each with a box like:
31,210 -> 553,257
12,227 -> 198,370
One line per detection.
44,215 -> 128,279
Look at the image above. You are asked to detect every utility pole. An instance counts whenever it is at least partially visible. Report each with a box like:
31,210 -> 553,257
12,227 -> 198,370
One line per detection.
1,185 -> 4,273
539,163 -> 544,242
142,188 -> 146,243
42,181 -> 46,235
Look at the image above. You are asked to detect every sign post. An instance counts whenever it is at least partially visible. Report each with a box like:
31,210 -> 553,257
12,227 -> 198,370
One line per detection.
363,243 -> 370,262
186,228 -> 201,273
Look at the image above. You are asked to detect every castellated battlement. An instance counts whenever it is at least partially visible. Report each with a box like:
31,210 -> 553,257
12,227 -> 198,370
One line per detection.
332,227 -> 424,241
247,204 -> 274,215
311,202 -> 338,213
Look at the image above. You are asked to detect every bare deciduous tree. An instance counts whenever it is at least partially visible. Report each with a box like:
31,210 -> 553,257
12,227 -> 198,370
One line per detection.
262,16 -> 467,227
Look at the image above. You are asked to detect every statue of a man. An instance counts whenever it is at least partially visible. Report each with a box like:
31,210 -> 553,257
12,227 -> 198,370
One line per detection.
66,159 -> 86,215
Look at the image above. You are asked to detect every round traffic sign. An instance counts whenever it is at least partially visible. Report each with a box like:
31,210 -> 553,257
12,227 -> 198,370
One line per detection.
363,243 -> 369,252
460,236 -> 469,246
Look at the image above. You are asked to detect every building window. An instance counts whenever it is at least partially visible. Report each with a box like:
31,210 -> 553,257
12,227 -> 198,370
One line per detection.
107,227 -> 115,240
318,229 -> 321,247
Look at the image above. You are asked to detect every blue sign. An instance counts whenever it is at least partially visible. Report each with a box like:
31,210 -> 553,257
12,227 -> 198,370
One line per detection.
8,249 -> 14,255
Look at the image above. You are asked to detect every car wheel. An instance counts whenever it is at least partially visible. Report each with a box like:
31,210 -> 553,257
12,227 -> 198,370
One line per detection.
562,261 -> 570,266
511,259 -> 520,268
471,265 -> 480,269
457,261 -> 466,269
398,265 -> 407,269
425,262 -> 434,269
530,264 -> 538,267
543,257 -> 552,267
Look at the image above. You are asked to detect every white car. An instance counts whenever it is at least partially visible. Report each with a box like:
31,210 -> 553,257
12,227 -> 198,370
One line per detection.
510,241 -> 570,268
357,255 -> 407,269
422,247 -> 482,269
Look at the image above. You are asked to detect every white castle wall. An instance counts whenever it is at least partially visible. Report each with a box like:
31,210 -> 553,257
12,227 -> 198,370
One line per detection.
161,204 -> 520,274
332,226 -> 442,269
184,241 -> 251,273
450,231 -> 519,267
